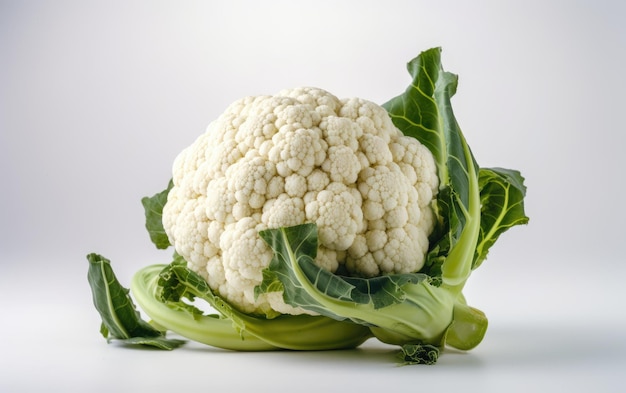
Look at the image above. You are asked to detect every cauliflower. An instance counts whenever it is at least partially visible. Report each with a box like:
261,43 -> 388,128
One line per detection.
162,87 -> 438,315
89,49 -> 529,363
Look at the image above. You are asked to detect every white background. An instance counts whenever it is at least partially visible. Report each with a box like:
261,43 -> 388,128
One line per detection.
1,0 -> 625,391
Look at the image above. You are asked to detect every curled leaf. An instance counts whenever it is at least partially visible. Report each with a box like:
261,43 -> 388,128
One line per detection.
86,253 -> 185,350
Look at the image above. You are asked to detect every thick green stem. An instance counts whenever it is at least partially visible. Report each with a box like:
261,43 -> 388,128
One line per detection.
131,265 -> 278,351
444,299 -> 488,350
441,133 -> 481,291
131,264 -> 371,351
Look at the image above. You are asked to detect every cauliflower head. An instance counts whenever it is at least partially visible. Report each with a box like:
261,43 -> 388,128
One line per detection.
162,87 -> 438,316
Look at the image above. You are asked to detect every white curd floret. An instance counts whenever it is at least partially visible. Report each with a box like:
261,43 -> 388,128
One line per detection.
162,87 -> 438,315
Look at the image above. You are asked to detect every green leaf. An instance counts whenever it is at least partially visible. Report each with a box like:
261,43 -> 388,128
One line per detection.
86,253 -> 185,350
258,224 -> 429,320
382,47 -> 480,289
258,224 -> 455,346
382,47 -> 469,196
141,180 -> 173,249
399,344 -> 439,365
474,167 -> 529,269
118,336 -> 187,350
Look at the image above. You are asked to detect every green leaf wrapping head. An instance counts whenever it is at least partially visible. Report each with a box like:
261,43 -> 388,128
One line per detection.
255,47 -> 528,360
258,224 -> 457,346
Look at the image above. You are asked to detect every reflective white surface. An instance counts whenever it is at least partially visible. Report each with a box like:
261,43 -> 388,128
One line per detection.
2,1 -> 625,391
1,256 -> 624,392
